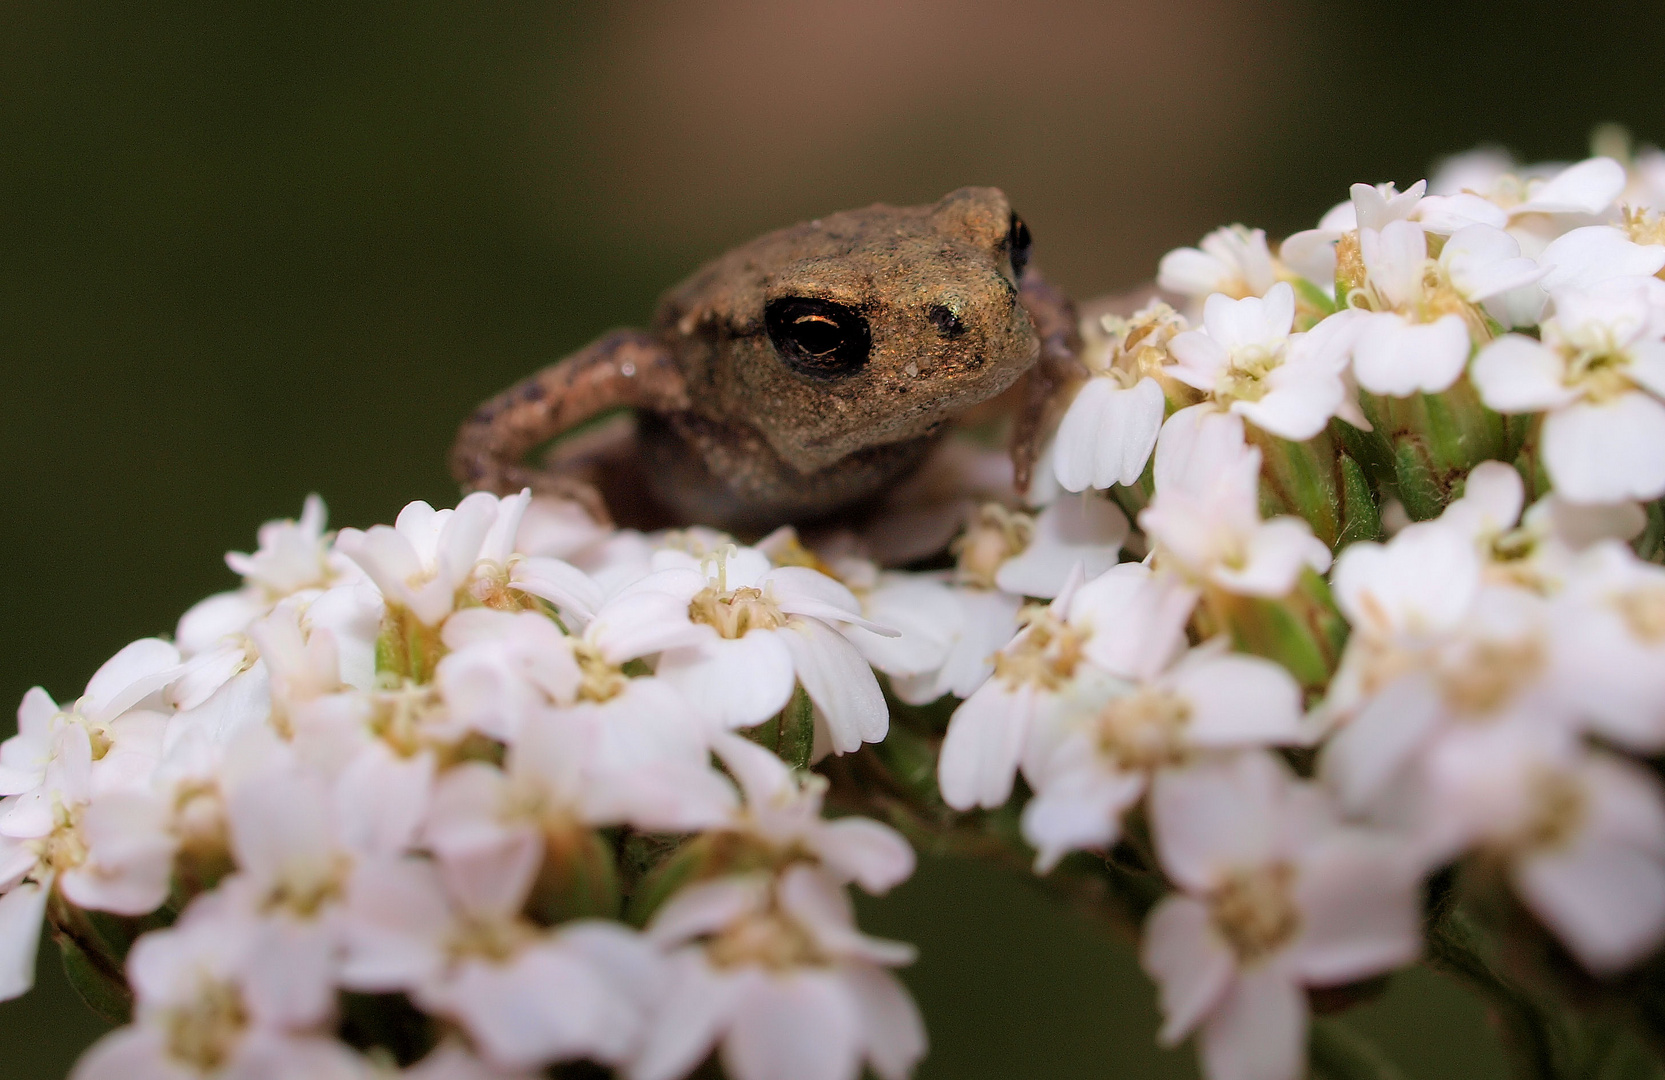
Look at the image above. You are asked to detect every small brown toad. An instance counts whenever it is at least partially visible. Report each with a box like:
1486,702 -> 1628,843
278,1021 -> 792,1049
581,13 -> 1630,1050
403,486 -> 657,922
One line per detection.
450,187 -> 1081,534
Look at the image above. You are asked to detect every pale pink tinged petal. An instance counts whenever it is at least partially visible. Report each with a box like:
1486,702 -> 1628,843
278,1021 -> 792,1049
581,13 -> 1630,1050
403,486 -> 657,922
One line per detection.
841,966 -> 927,1080
1581,754 -> 1665,857
509,556 -> 605,625
1203,289 -> 1271,350
436,492 -> 500,585
68,1027 -> 174,1080
1231,369 -> 1344,442
1515,841 -> 1665,974
334,744 -> 433,857
15,687 -> 56,740
995,496 -> 1127,600
926,588 -> 1023,702
1021,766 -> 1144,872
1199,964 -> 1307,1080
436,944 -> 639,1068
0,877 -> 48,1001
1140,895 -> 1234,1045
1471,335 -> 1577,412
588,760 -> 738,834
1352,313 -> 1471,396
438,828 -> 542,925
1172,651 -> 1304,746
479,490 -> 531,568
1211,517 -> 1330,598
724,971 -> 862,1080
937,683 -> 1031,811
766,566 -> 863,621
628,954 -> 741,1080
1543,394 -> 1665,503
1054,378 -> 1117,493
709,730 -> 796,808
813,818 -> 916,894
227,766 -> 337,887
1151,754 -> 1286,890
1484,280 -> 1550,330
1540,226 -> 1665,291
647,875 -> 772,948
0,840 -> 38,892
1318,674 -> 1444,813
1075,566 -> 1198,683
339,857 -> 450,990
779,622 -> 899,748
776,866 -> 916,967
1518,156 -> 1626,215
60,791 -> 176,916
1261,281 -> 1297,337
1289,839 -> 1422,984
338,525 -> 420,601
657,632 -> 796,730
1167,330 -> 1230,389
241,914 -> 338,1029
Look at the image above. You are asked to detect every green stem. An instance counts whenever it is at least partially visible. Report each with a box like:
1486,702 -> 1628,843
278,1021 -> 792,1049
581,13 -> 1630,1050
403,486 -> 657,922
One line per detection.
1424,906 -> 1564,1080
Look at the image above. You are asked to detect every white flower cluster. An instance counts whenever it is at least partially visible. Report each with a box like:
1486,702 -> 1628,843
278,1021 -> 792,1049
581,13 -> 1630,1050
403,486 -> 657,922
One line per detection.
8,137 -> 1665,1080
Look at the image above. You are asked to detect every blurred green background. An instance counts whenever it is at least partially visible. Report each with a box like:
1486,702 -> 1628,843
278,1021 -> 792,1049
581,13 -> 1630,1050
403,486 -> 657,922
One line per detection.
3,1 -> 1663,1076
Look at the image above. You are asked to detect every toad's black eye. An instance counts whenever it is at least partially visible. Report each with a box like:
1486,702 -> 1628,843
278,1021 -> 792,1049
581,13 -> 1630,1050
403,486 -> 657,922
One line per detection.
765,297 -> 871,380
1006,211 -> 1032,281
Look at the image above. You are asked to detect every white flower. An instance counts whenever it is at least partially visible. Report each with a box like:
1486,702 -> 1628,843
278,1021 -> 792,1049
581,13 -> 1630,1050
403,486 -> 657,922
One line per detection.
885,584 -> 1023,706
648,546 -> 897,754
1472,277 -> 1665,502
1347,220 -> 1541,396
1536,225 -> 1665,293
937,561 -> 1198,810
712,735 -> 915,895
341,854 -> 660,1070
630,866 -> 925,1080
1138,407 -> 1331,598
1421,728 -> 1665,973
1157,225 -> 1277,306
334,491 -> 532,626
71,887 -> 367,1080
1020,641 -> 1305,872
1166,285 -> 1364,441
1142,753 -> 1420,1080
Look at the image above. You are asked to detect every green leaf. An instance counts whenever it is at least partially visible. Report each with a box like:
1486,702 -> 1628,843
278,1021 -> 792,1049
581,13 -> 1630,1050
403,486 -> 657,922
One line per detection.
55,931 -> 131,1024
1337,452 -> 1381,550
1309,1018 -> 1405,1080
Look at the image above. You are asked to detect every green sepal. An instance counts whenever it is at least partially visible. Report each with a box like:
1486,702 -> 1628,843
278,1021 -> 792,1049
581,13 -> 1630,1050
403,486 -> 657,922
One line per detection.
625,832 -> 776,928
1638,500 -> 1665,564
374,604 -> 446,686
1337,452 -> 1381,550
1209,569 -> 1346,697
1254,430 -> 1340,548
525,826 -> 620,924
1392,438 -> 1444,522
55,930 -> 132,1024
1292,277 -> 1338,325
744,684 -> 815,769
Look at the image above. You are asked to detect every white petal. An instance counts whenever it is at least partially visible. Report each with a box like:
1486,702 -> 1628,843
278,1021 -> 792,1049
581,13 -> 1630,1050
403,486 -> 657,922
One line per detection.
780,620 -> 887,753
937,683 -> 1032,811
0,878 -> 48,1001
1318,673 -> 1444,813
1021,766 -> 1144,872
1141,894 -> 1234,1045
1517,156 -> 1626,215
813,818 -> 916,895
84,638 -> 182,723
1352,313 -> 1472,396
1150,753 -> 1285,891
1209,517 -> 1330,598
1169,650 -> 1304,746
1471,335 -> 1578,412
1288,837 -> 1421,983
510,556 -> 605,625
1515,841 -> 1665,975
724,971 -> 862,1080
1168,330 -> 1230,388
1542,394 -> 1665,503
1199,964 -> 1307,1080
1540,226 -> 1665,291
629,953 -> 741,1080
841,966 -> 927,1080
1231,369 -> 1344,441
995,495 -> 1127,600
657,632 -> 797,730
648,875 -> 772,948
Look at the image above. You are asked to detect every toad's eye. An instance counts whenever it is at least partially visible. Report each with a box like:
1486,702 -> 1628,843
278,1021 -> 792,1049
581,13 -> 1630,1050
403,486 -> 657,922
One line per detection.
1006,211 -> 1032,281
765,297 -> 871,379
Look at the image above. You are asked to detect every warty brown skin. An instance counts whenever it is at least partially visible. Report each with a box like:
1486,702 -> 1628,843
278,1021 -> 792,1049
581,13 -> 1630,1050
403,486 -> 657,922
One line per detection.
450,186 -> 1082,535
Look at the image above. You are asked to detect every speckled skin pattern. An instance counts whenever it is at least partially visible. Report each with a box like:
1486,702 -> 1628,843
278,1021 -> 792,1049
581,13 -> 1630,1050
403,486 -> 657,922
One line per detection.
451,187 -> 1080,534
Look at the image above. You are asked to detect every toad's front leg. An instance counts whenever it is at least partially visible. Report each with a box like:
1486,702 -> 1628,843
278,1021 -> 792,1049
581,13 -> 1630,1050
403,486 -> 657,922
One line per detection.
450,329 -> 689,519
1010,270 -> 1087,493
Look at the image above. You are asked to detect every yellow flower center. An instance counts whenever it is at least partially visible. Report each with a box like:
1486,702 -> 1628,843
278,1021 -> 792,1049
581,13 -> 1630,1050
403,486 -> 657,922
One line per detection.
1095,687 -> 1193,770
1513,769 -> 1586,854
953,504 -> 1034,588
1210,863 -> 1300,966
164,977 -> 248,1072
1441,637 -> 1544,716
706,909 -> 827,971
446,914 -> 537,964
573,640 -> 628,703
689,585 -> 788,639
992,608 -> 1086,692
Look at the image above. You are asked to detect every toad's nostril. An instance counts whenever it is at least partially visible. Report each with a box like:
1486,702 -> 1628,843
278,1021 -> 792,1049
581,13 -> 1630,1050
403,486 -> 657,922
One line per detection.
929,304 -> 967,338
